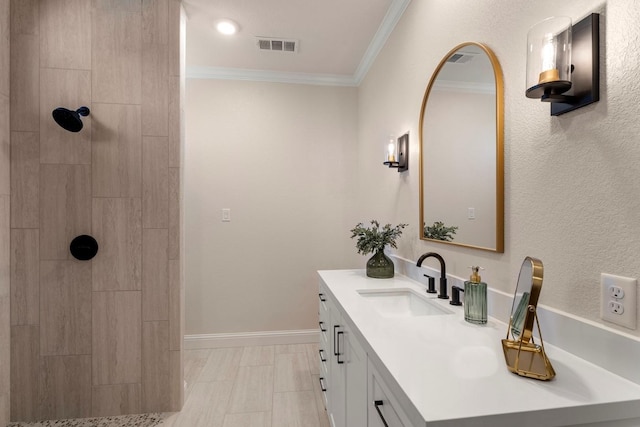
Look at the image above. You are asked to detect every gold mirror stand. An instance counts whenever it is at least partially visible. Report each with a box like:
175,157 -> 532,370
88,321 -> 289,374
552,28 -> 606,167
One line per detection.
502,305 -> 555,381
502,257 -> 555,381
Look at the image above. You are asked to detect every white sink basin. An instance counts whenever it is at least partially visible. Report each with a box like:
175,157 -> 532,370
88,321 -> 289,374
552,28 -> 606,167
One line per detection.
357,288 -> 453,317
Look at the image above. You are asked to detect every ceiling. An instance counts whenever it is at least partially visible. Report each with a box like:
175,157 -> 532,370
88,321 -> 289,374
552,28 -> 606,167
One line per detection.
183,0 -> 410,85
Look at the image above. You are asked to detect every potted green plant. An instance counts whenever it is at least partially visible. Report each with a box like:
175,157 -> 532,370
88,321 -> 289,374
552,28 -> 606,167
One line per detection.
350,220 -> 408,278
424,221 -> 458,242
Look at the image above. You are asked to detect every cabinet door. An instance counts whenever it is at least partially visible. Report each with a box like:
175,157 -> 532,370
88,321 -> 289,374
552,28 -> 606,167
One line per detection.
329,302 -> 346,427
345,325 -> 368,426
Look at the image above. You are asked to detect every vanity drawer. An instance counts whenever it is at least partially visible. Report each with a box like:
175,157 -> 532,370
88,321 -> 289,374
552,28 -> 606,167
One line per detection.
318,285 -> 329,315
319,315 -> 329,347
318,375 -> 329,408
368,361 -> 413,427
319,288 -> 329,313
319,346 -> 328,370
370,379 -> 404,427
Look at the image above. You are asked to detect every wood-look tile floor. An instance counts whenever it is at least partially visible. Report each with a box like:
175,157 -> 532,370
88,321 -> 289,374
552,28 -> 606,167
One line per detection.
161,344 -> 330,427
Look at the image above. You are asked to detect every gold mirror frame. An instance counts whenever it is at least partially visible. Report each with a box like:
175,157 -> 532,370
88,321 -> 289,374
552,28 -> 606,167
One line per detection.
419,42 -> 504,252
508,257 -> 544,343
502,257 -> 555,381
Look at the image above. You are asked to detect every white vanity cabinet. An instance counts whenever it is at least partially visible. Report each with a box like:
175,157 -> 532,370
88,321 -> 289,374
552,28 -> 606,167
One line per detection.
319,279 -> 437,427
318,269 -> 640,427
319,283 -> 368,427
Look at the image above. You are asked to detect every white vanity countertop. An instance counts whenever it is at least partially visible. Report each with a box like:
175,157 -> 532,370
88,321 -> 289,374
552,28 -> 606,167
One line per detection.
319,269 -> 640,427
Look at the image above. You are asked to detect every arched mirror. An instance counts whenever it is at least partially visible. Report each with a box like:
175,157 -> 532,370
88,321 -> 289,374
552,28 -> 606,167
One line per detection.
419,42 -> 504,252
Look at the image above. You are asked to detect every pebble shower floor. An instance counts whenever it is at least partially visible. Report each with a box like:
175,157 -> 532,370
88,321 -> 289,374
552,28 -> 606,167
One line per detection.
7,413 -> 164,427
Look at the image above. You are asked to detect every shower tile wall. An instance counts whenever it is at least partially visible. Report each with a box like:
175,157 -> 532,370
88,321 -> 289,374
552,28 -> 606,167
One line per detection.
1,0 -> 10,425
8,0 -> 184,422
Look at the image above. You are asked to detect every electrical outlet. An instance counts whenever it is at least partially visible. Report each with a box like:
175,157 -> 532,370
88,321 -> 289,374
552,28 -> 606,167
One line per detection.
601,273 -> 637,329
608,301 -> 624,315
609,286 -> 625,299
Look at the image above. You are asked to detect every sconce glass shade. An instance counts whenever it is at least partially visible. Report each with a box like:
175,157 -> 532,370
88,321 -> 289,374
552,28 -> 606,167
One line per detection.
385,137 -> 396,163
526,17 -> 572,100
383,133 -> 409,172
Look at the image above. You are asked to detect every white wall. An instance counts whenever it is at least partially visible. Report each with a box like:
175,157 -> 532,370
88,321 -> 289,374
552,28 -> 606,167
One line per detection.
185,79 -> 360,334
358,0 -> 640,335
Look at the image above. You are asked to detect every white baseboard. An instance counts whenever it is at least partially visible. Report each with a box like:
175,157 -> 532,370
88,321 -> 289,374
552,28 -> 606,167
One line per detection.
184,329 -> 320,350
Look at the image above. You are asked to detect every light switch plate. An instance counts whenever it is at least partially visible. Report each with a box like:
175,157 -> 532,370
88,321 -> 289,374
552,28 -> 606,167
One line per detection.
601,273 -> 637,330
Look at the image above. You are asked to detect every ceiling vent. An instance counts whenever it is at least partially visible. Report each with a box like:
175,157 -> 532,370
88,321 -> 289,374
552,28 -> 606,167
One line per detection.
256,37 -> 298,53
446,52 -> 476,64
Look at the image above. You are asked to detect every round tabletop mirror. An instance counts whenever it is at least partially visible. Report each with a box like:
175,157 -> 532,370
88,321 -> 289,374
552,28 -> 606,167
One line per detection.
509,257 -> 544,342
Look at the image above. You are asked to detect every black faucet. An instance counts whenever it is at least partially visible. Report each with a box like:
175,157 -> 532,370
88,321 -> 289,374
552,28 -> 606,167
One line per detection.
416,252 -> 449,299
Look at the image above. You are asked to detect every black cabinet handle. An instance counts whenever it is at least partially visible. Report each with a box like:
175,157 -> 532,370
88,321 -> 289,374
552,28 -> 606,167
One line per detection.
319,321 -> 326,332
374,400 -> 389,427
319,376 -> 327,392
319,349 -> 326,362
336,331 -> 344,364
333,325 -> 340,355
319,293 -> 326,302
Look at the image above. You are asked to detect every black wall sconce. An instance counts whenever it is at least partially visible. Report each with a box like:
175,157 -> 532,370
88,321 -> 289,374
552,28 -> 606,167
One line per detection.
525,13 -> 599,116
383,133 -> 409,172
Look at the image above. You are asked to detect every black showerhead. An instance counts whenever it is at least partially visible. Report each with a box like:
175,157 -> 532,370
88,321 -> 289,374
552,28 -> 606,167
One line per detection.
52,106 -> 90,133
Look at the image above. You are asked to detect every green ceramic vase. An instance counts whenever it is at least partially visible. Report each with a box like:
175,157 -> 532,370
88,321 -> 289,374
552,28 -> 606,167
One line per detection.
366,249 -> 394,279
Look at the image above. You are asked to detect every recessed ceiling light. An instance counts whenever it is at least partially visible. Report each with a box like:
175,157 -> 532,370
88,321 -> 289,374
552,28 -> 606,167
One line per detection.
216,19 -> 239,36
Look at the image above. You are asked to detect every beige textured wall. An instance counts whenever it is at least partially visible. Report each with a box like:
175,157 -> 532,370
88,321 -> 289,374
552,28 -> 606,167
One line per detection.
184,79 -> 360,335
358,1 -> 640,335
1,0 -> 10,424
9,0 -> 184,421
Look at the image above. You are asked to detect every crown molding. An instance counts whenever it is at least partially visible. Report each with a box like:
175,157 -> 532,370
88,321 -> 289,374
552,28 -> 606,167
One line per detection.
353,0 -> 411,85
186,66 -> 358,86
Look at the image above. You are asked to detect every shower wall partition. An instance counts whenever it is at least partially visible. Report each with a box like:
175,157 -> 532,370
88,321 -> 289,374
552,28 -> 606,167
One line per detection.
8,1 -> 184,421
1,0 -> 10,425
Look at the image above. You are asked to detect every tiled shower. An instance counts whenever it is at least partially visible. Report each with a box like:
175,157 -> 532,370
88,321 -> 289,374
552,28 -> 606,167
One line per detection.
1,0 -> 10,425
4,0 -> 184,422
